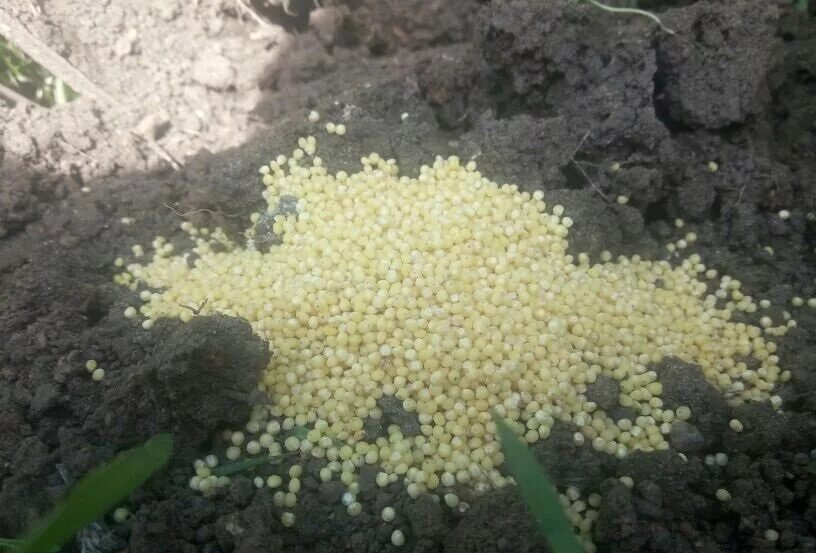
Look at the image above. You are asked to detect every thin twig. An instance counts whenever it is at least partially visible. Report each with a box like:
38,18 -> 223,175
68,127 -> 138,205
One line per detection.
162,203 -> 243,218
580,0 -> 676,35
129,131 -> 183,170
58,135 -> 99,162
179,298 -> 208,315
735,185 -> 746,207
569,129 -> 609,201
233,0 -> 272,27
573,160 -> 609,201
569,129 -> 591,161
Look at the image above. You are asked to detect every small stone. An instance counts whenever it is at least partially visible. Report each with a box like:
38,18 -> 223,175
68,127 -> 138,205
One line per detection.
114,30 -> 138,58
30,383 -> 60,415
309,6 -> 347,47
227,477 -> 255,507
319,480 -> 346,504
378,396 -> 421,436
363,417 -> 386,440
192,54 -> 235,90
358,464 -> 380,494
585,375 -> 620,411
669,420 -> 705,452
153,0 -> 180,21
406,495 -> 444,539
373,492 -> 395,513
135,112 -> 171,141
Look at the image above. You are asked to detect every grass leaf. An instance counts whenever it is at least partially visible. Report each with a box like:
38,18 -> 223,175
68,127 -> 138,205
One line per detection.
289,425 -> 309,441
0,538 -> 24,550
18,434 -> 173,553
212,455 -> 280,477
492,412 -> 584,553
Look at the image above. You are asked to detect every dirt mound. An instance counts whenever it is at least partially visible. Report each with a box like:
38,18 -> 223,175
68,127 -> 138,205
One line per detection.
1,0 -> 815,552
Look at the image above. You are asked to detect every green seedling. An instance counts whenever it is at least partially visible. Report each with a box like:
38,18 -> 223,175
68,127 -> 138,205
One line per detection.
289,425 -> 309,441
213,425 -> 310,477
213,456 -> 282,477
492,412 -> 583,553
0,36 -> 78,107
0,434 -> 172,553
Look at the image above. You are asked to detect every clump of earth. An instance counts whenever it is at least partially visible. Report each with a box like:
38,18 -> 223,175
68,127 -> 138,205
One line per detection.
1,1 -> 815,553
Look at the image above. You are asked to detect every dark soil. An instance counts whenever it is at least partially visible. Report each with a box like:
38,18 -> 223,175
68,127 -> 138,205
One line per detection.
1,1 -> 816,552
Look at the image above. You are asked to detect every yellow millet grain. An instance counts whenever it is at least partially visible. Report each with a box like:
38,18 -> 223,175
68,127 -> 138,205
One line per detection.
116,140 -> 785,492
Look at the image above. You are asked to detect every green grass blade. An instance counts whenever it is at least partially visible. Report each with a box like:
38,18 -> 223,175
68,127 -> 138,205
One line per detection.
0,538 -> 24,550
18,434 -> 173,553
794,0 -> 809,13
213,456 -> 280,477
492,413 -> 583,553
0,538 -> 58,553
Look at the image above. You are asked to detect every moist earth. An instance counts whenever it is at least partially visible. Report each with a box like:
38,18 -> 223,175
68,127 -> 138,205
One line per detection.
1,0 -> 816,552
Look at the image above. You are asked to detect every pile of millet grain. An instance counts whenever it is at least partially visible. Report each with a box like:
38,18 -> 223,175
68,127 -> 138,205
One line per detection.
113,123 -> 794,549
